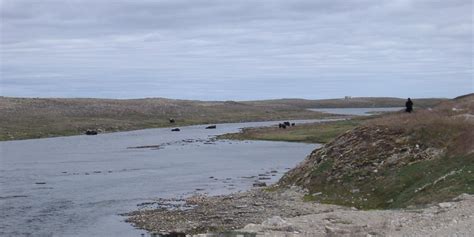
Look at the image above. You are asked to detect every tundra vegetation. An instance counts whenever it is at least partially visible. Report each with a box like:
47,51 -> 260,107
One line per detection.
0,96 -> 444,141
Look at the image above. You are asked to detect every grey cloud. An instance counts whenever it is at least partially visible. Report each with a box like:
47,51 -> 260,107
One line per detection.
0,0 -> 472,99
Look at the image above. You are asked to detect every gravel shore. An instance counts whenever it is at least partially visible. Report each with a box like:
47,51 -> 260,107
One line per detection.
125,187 -> 474,236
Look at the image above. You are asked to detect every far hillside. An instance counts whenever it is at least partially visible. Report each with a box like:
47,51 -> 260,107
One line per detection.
246,97 -> 446,108
0,97 -> 327,141
0,96 -> 447,141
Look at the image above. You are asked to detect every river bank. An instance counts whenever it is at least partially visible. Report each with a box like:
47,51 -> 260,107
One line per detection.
217,118 -> 361,144
126,186 -> 474,236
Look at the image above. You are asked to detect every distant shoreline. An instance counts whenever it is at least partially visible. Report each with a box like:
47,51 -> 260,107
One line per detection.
0,96 -> 445,141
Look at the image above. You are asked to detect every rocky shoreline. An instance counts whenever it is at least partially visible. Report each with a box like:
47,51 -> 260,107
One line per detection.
125,186 -> 473,236
125,186 -> 344,235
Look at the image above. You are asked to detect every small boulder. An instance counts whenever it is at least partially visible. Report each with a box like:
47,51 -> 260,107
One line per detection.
325,225 -> 349,235
253,182 -> 267,187
263,216 -> 286,226
242,223 -> 262,232
438,202 -> 453,208
351,189 -> 360,194
262,216 -> 293,231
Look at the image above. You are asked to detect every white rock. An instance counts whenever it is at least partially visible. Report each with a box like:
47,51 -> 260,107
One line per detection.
438,202 -> 453,208
263,216 -> 288,227
325,225 -> 348,234
262,216 -> 294,231
351,189 -> 360,193
242,223 -> 261,232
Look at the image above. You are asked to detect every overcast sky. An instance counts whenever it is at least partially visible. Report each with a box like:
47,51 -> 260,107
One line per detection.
1,0 -> 472,100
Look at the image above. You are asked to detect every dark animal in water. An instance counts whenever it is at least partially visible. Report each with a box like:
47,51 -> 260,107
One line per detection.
169,118 -> 175,123
171,128 -> 180,132
291,123 -> 295,126
85,130 -> 98,135
205,125 -> 217,129
279,123 -> 287,129
283,121 -> 291,127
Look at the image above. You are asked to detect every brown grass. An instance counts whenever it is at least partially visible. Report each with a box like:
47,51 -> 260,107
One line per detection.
247,97 -> 446,109
366,94 -> 474,153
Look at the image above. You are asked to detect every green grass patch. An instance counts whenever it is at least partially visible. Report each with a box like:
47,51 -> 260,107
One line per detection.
218,118 -> 364,144
304,154 -> 474,209
311,159 -> 334,176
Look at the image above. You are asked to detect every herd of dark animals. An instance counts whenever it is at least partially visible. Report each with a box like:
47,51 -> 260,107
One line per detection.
85,129 -> 98,135
169,122 -> 296,132
275,97 -> 413,130
278,121 -> 295,129
84,99 -> 415,135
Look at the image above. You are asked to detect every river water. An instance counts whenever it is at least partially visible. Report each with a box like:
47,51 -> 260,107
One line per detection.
0,120 -> 328,237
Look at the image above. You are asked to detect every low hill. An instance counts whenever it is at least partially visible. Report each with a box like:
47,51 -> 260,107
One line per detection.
0,97 -> 327,141
279,94 -> 473,209
247,97 -> 446,108
0,96 -> 448,141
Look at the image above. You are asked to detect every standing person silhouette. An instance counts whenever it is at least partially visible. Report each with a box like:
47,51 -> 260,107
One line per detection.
405,98 -> 413,113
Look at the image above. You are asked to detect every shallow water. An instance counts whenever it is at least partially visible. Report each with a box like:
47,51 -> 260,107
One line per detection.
308,107 -> 404,116
0,120 -> 325,237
